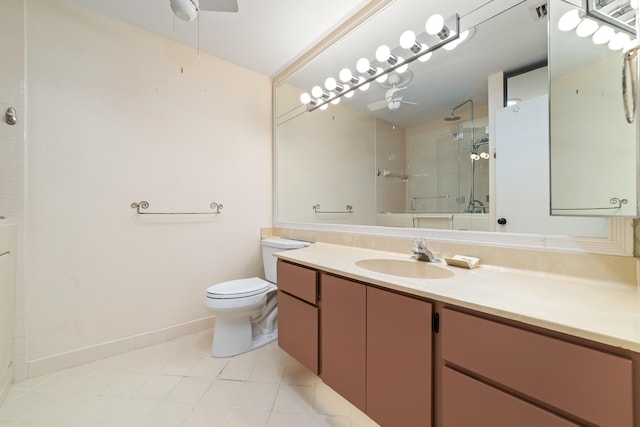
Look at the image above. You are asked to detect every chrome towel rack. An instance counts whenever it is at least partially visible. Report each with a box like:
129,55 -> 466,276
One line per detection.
552,197 -> 628,211
312,204 -> 354,214
131,201 -> 223,215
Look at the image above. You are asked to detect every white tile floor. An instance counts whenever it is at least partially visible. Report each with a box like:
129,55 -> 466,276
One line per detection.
0,331 -> 380,427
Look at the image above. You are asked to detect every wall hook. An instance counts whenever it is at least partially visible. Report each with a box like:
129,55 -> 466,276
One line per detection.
5,107 -> 16,125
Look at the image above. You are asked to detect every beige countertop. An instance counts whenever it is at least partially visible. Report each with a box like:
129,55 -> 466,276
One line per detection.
275,242 -> 640,353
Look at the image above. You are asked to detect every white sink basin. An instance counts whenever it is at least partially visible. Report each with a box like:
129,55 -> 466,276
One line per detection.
355,259 -> 455,279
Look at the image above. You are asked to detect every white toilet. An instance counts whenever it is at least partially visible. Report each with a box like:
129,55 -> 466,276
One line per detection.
204,238 -> 306,357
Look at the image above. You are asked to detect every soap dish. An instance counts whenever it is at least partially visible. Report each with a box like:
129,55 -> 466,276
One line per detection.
444,255 -> 480,269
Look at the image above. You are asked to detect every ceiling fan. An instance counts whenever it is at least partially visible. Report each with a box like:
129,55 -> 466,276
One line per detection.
367,74 -> 418,112
170,0 -> 239,22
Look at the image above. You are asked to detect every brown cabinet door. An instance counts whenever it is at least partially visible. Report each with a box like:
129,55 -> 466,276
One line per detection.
442,367 -> 580,427
320,273 -> 367,412
367,286 -> 432,427
277,290 -> 319,374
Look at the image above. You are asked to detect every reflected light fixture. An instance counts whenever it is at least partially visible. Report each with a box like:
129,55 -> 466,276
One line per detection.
470,152 -> 480,161
608,31 -> 631,50
443,27 -> 474,51
300,92 -> 312,105
170,0 -> 199,22
576,18 -> 599,37
375,45 -> 399,65
592,26 -> 615,44
418,44 -> 432,62
558,9 -> 582,31
480,152 -> 490,159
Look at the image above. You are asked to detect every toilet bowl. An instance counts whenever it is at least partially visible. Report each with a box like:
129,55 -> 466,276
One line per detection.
204,238 -> 306,357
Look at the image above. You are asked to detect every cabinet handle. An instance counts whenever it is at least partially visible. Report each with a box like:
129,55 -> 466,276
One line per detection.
432,312 -> 440,333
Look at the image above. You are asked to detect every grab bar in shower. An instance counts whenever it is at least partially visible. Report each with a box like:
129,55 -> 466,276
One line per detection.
0,251 -> 10,257
551,197 -> 628,211
312,204 -> 354,214
131,201 -> 224,215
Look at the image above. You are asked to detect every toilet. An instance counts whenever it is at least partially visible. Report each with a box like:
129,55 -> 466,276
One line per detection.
204,238 -> 306,357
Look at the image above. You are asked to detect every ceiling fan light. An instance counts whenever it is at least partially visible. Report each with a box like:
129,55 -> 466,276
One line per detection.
170,0 -> 198,22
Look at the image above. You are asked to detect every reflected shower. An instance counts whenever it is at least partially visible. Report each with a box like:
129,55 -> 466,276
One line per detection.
444,99 -> 473,124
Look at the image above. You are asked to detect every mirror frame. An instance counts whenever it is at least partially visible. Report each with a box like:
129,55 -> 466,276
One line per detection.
272,0 -> 634,256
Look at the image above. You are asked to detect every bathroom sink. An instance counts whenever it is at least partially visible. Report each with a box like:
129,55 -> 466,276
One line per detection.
355,259 -> 455,279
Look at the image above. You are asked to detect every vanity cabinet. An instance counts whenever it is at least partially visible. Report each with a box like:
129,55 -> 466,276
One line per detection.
276,260 -> 319,374
367,286 -> 432,427
319,273 -> 433,426
320,273 -> 367,411
441,308 -> 634,427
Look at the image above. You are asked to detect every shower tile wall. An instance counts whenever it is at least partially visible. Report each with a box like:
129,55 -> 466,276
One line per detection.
0,0 -> 26,382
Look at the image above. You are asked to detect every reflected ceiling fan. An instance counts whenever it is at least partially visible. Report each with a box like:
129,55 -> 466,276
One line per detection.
367,73 -> 418,112
170,0 -> 239,22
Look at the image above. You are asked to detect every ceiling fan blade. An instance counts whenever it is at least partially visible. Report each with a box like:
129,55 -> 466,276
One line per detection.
367,100 -> 388,111
199,0 -> 239,12
401,101 -> 418,105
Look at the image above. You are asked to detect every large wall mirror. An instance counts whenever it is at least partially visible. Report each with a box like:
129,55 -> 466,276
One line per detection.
274,0 -> 638,255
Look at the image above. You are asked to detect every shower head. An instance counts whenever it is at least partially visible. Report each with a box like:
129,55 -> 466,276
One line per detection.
444,112 -> 461,121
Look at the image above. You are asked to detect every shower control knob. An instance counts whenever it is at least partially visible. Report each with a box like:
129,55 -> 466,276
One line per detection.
497,218 -> 507,225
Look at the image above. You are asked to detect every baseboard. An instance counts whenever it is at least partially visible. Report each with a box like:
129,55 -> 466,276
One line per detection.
26,316 -> 214,379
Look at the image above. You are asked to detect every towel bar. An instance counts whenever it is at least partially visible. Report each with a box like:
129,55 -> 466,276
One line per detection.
312,204 -> 354,214
131,201 -> 223,215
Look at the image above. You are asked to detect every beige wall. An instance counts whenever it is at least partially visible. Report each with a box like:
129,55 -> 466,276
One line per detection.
21,0 -> 272,375
0,0 -> 25,384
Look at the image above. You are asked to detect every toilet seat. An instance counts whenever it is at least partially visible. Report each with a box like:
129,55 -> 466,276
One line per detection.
206,277 -> 272,299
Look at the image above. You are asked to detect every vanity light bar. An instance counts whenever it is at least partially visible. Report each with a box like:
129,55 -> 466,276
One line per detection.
301,13 -> 460,112
558,7 -> 637,51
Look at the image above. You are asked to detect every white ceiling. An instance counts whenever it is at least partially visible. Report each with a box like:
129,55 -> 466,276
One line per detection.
67,0 -> 372,77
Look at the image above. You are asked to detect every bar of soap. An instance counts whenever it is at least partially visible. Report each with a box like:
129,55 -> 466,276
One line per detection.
444,255 -> 480,269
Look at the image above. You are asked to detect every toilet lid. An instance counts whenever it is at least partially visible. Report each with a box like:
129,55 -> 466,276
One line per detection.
206,277 -> 272,299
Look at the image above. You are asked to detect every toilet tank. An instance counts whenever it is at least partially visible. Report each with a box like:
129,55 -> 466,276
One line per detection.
261,238 -> 306,283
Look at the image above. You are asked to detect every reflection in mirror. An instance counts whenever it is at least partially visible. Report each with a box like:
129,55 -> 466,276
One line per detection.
550,0 -> 638,217
274,0 -> 635,253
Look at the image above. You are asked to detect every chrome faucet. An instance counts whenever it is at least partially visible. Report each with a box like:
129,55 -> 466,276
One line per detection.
412,237 -> 436,262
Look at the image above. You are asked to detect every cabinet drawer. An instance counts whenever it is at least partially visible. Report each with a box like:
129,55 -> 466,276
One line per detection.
277,290 -> 319,374
442,308 -> 633,426
443,367 -> 579,427
277,260 -> 317,304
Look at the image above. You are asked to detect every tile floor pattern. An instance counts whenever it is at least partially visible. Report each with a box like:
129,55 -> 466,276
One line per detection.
0,331 -> 381,427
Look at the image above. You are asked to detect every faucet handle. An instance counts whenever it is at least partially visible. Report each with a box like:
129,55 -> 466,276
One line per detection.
414,237 -> 425,249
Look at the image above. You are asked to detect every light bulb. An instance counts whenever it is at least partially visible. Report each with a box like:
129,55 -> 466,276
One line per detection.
399,30 -> 417,50
358,77 -> 370,92
356,58 -> 371,74
418,45 -> 432,62
443,33 -> 460,50
426,14 -> 445,35
375,68 -> 388,83
311,86 -> 324,98
609,32 -> 631,50
480,152 -> 490,159
592,26 -> 615,45
300,92 -> 311,105
576,18 -> 599,37
343,84 -> 354,98
330,93 -> 340,105
470,153 -> 480,160
396,58 -> 408,74
558,9 -> 582,31
319,103 -> 329,110
339,68 -> 353,83
376,45 -> 392,62
324,77 -> 337,91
